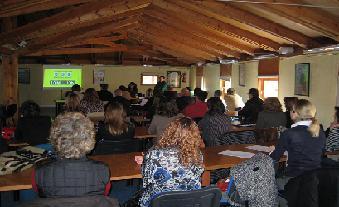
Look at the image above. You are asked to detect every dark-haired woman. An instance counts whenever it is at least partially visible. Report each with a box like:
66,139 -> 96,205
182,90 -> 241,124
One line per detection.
148,98 -> 182,138
325,106 -> 339,151
256,97 -> 286,129
15,100 -> 51,145
79,88 -> 104,115
96,102 -> 135,141
140,117 -> 204,207
198,97 -> 231,146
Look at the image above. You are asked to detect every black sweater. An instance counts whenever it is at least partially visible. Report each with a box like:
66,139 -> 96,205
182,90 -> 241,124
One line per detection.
270,125 -> 326,177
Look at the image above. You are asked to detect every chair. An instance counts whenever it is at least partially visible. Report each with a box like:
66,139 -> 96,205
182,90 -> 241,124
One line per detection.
92,139 -> 143,155
255,127 -> 279,145
151,186 -> 222,207
217,130 -> 255,146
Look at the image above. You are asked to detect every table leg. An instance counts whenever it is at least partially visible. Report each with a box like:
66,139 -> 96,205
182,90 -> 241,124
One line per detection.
201,171 -> 211,186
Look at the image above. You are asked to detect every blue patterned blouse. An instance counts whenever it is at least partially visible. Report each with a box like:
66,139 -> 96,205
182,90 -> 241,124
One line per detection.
139,147 -> 204,207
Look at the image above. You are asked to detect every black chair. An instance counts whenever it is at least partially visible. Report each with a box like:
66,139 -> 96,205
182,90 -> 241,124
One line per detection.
92,139 -> 143,155
151,186 -> 221,207
217,130 -> 255,146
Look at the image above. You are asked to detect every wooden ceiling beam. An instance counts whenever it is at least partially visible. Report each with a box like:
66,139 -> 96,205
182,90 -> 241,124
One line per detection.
141,16 -> 241,58
137,27 -> 216,61
183,0 -> 319,48
19,17 -> 139,56
145,6 -> 255,55
0,0 -> 150,45
236,0 -> 339,41
59,34 -> 128,48
26,46 -> 128,56
153,0 -> 281,51
129,30 -> 203,62
0,0 -> 94,17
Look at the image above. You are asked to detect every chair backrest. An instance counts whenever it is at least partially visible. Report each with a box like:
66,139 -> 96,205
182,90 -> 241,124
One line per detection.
151,186 -> 221,207
217,130 -> 255,146
5,104 -> 17,117
92,138 -> 142,155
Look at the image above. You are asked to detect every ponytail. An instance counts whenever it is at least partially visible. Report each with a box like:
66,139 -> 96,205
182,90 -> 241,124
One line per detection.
308,118 -> 320,137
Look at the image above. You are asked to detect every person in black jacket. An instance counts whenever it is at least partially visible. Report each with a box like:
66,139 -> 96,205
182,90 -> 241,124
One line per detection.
238,88 -> 264,124
15,101 -> 51,146
97,84 -> 113,102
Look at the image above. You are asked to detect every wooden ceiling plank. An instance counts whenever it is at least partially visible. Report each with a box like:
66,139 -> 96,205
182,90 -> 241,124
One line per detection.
236,0 -> 339,40
146,5 -> 255,55
137,27 -> 216,61
129,30 -> 206,61
153,0 -> 281,51
0,0 -> 150,45
185,0 -> 318,48
59,34 -> 128,48
141,15 -> 240,58
0,0 -> 94,17
26,46 -> 128,56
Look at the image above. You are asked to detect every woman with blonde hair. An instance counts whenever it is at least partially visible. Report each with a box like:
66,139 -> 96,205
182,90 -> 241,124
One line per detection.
64,92 -> 81,112
270,99 -> 326,180
96,102 -> 135,141
139,117 -> 204,207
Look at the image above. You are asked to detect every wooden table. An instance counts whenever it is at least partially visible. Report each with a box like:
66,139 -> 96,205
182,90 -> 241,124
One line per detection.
134,126 -> 156,139
0,144 -> 270,192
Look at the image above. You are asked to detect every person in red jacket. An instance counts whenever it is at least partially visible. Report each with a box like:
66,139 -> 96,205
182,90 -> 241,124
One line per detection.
183,90 -> 208,119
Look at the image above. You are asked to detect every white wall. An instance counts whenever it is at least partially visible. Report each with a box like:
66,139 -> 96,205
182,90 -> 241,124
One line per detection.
231,61 -> 259,102
203,63 -> 220,97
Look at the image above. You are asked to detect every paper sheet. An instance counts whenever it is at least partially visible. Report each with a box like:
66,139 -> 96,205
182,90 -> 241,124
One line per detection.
218,150 -> 254,158
245,145 -> 272,153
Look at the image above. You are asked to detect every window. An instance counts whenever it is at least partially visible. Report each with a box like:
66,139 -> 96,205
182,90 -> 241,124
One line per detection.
141,75 -> 158,85
258,77 -> 279,98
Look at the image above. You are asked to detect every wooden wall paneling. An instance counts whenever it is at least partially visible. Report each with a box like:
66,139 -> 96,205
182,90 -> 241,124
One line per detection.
258,57 -> 280,76
220,64 -> 232,76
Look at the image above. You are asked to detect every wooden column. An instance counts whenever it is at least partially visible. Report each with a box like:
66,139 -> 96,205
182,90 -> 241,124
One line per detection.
1,17 -> 18,104
2,54 -> 18,104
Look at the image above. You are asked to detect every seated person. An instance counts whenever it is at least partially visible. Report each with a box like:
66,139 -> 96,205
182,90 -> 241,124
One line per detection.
199,97 -> 231,147
256,97 -> 287,129
325,106 -> 339,151
183,90 -> 208,119
224,88 -> 244,111
283,97 -> 298,128
80,88 -> 104,115
270,99 -> 326,189
97,84 -> 113,102
65,84 -> 83,100
148,97 -> 181,138
64,92 -> 81,112
112,89 -> 131,116
15,101 -> 51,145
139,117 -> 204,207
33,112 -> 113,199
238,88 -> 264,124
96,102 -> 135,141
214,90 -> 226,110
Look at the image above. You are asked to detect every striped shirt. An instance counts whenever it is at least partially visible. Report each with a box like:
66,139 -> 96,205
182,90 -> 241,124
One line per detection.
326,127 -> 339,151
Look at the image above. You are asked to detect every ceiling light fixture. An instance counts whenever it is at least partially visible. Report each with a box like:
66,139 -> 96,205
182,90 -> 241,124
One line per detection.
303,44 -> 339,55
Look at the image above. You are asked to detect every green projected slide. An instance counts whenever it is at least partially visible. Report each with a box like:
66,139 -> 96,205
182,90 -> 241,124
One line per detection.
43,67 -> 82,89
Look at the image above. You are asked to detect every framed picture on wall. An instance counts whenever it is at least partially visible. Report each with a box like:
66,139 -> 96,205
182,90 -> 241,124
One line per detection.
18,68 -> 30,84
294,63 -> 310,96
239,64 -> 245,86
167,71 -> 181,88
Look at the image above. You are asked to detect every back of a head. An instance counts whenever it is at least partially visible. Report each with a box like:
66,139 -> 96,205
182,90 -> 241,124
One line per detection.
50,112 -> 95,159
118,85 -> 127,91
104,102 -> 128,135
196,91 -> 207,102
263,97 -> 282,112
157,117 -> 203,167
294,99 -> 319,137
114,89 -> 123,97
21,100 -> 40,117
249,88 -> 259,98
207,97 -> 225,115
65,93 -> 80,112
284,97 -> 298,111
156,98 -> 178,117
227,88 -> 235,95
194,88 -> 202,96
214,90 -> 222,97
100,84 -> 108,90
84,88 -> 99,102
71,84 -> 81,92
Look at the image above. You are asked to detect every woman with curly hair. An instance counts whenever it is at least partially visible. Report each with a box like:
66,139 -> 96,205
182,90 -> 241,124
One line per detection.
33,112 -> 115,202
79,88 -> 104,115
256,97 -> 287,129
139,117 -> 204,207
